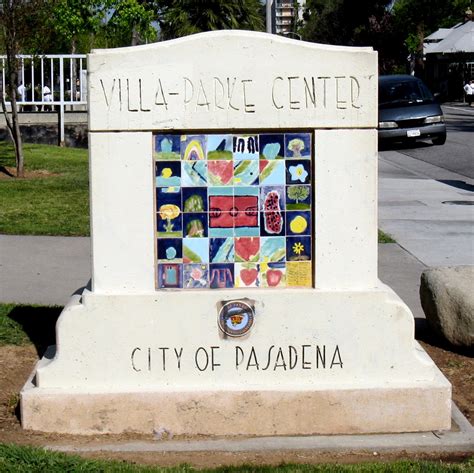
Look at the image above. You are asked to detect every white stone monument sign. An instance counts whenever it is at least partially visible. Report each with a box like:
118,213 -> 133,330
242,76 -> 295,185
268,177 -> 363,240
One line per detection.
21,31 -> 451,435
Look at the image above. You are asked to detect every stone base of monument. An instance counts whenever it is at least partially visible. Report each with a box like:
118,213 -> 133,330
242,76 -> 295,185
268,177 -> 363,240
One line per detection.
21,285 -> 451,435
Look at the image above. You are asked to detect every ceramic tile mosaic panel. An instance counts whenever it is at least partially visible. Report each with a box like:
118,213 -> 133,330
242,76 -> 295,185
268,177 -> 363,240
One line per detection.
154,133 -> 313,289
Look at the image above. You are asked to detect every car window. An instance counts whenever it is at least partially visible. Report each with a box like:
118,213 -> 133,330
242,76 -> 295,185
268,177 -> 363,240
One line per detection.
379,79 -> 434,106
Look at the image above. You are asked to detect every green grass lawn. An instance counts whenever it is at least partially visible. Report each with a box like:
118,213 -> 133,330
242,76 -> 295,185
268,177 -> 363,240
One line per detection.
0,304 -> 60,350
0,444 -> 472,472
0,303 -> 31,346
0,142 -> 89,236
378,229 -> 395,244
0,142 -> 395,242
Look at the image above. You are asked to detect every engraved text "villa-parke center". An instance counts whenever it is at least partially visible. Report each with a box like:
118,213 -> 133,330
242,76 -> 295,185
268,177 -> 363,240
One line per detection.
99,75 -> 365,114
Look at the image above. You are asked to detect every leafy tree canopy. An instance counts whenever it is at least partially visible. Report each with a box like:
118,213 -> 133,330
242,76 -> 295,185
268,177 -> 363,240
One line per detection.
157,0 -> 264,40
0,0 -> 55,54
46,0 -> 157,52
301,0 -> 393,46
105,0 -> 157,47
49,0 -> 105,52
300,0 -> 401,72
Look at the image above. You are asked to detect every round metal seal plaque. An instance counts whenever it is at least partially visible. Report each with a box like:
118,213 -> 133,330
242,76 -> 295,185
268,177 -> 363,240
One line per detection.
218,300 -> 255,337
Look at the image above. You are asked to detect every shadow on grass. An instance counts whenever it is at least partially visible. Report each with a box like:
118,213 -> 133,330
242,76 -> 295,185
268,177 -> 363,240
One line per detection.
0,165 -> 15,177
414,318 -> 472,357
7,306 -> 62,357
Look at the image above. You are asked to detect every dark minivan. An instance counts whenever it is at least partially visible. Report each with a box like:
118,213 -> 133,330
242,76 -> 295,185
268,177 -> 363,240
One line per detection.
378,75 -> 446,145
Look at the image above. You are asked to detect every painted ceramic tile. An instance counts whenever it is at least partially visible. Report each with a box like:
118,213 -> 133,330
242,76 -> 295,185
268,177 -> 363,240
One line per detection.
182,187 -> 207,212
158,263 -> 182,288
155,134 -> 181,160
156,187 -> 181,209
183,213 -> 208,238
183,263 -> 209,289
260,212 -> 285,236
157,210 -> 182,238
209,208 -> 234,234
182,161 -> 208,186
260,186 -> 285,212
209,263 -> 234,289
286,211 -> 311,236
260,262 -> 286,288
233,159 -> 259,186
157,238 -> 182,262
181,135 -> 206,160
233,191 -> 259,229
207,134 -> 233,160
208,225 -> 234,238
286,160 -> 311,185
286,236 -> 311,261
234,226 -> 259,237
284,133 -> 311,158
234,185 -> 259,199
286,185 -> 311,210
260,236 -> 286,262
209,237 -> 234,263
235,263 -> 259,288
207,188 -> 234,236
259,160 -> 285,186
208,160 -> 234,186
259,134 -> 284,160
235,237 -> 260,262
183,237 -> 209,263
233,135 -> 259,159
209,187 -> 234,218
156,161 -> 181,187
286,261 -> 312,287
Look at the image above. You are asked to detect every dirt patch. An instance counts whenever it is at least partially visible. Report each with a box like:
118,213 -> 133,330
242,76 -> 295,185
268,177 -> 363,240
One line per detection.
0,331 -> 472,466
75,451 -> 473,468
416,322 -> 473,423
426,343 -> 473,422
0,166 -> 59,179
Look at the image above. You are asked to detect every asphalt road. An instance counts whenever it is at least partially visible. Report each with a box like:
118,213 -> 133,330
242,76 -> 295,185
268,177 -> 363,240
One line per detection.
380,103 -> 474,181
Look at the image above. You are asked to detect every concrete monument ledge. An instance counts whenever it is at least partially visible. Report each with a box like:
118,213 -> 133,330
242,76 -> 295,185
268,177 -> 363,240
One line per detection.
47,403 -> 473,456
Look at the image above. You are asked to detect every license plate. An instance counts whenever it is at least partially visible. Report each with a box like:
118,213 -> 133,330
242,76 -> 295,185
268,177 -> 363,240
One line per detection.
407,129 -> 421,137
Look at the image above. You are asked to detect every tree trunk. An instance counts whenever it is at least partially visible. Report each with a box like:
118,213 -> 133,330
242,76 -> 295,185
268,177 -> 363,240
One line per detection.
415,24 -> 425,78
131,25 -> 139,46
4,43 -> 25,177
6,69 -> 25,178
1,1 -> 25,177
10,86 -> 24,178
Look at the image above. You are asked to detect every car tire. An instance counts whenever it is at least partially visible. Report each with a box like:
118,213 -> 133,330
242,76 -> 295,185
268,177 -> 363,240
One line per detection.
432,134 -> 446,146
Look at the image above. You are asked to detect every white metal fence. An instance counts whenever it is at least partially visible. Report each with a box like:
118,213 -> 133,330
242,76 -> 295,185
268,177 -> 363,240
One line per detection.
1,54 -> 88,144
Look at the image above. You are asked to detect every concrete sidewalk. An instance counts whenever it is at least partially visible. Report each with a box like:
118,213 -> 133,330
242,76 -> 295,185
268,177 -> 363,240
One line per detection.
0,235 -> 427,318
379,151 -> 474,267
0,235 -> 91,306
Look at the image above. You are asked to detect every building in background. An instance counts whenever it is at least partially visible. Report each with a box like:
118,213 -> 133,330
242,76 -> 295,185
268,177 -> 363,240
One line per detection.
423,13 -> 474,101
267,0 -> 305,38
